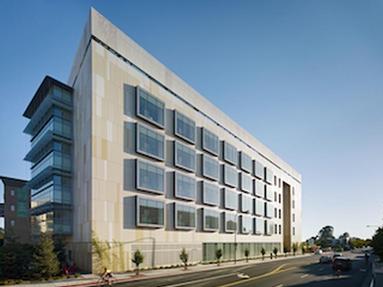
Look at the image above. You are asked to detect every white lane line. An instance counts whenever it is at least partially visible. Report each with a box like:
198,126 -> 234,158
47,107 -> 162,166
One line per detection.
162,273 -> 237,287
274,284 -> 284,287
300,274 -> 309,278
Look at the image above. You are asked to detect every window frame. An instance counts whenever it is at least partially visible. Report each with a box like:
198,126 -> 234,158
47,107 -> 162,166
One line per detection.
240,215 -> 252,234
224,212 -> 237,233
174,203 -> 196,230
136,196 -> 165,228
254,161 -> 265,179
239,152 -> 252,173
202,208 -> 220,231
240,172 -> 252,193
202,181 -> 220,206
136,123 -> 165,161
223,188 -> 238,211
174,110 -> 196,144
174,140 -> 196,172
201,154 -> 219,181
223,141 -> 237,165
174,172 -> 196,201
253,217 -> 263,235
240,193 -> 252,213
201,128 -> 219,156
136,86 -> 165,129
223,164 -> 238,188
136,159 -> 165,194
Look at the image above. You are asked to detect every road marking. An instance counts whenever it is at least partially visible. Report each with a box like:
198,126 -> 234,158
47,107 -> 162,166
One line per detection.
274,284 -> 284,287
218,264 -> 297,287
161,273 -> 238,287
300,274 -> 309,278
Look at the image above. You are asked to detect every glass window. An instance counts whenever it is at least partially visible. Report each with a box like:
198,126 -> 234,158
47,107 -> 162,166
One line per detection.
136,160 -> 164,194
254,198 -> 265,216
223,164 -> 238,188
254,217 -> 263,235
203,208 -> 219,231
254,161 -> 264,179
293,226 -> 296,236
223,188 -> 238,210
202,128 -> 219,156
279,224 -> 282,234
240,215 -> 252,234
136,123 -> 165,160
202,154 -> 219,181
264,220 -> 272,235
265,185 -> 273,201
240,173 -> 252,193
279,209 -> 281,219
175,203 -> 196,229
174,172 -> 196,200
202,181 -> 219,206
265,202 -> 273,219
292,200 -> 295,209
174,141 -> 195,172
265,167 -> 273,184
174,111 -> 195,143
136,196 -> 164,227
240,194 -> 252,213
292,213 -> 295,222
254,179 -> 265,198
224,212 -> 237,233
239,152 -> 252,173
223,142 -> 237,165
136,87 -> 165,128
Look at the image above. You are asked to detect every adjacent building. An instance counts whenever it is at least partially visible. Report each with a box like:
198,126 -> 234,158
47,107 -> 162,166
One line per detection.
23,8 -> 302,272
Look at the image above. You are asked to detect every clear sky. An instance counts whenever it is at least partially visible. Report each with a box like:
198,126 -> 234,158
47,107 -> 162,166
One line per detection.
0,0 -> 382,239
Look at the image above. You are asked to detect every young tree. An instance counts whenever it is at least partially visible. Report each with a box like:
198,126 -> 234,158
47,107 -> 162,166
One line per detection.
244,248 -> 250,263
132,249 -> 144,275
261,247 -> 266,260
300,242 -> 306,254
179,248 -> 189,270
273,247 -> 278,258
215,248 -> 222,266
292,243 -> 298,256
32,233 -> 60,279
371,227 -> 383,261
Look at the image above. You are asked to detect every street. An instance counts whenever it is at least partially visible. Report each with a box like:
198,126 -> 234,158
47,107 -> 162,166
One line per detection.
115,251 -> 370,287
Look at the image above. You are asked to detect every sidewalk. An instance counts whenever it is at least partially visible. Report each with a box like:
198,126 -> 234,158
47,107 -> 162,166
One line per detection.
14,254 -> 312,287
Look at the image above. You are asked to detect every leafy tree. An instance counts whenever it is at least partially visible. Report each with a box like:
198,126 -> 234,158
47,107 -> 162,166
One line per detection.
32,233 -> 60,279
261,247 -> 266,260
316,225 -> 335,248
132,249 -> 144,275
273,247 -> 278,258
54,237 -> 67,266
215,248 -> 222,266
371,227 -> 383,261
244,248 -> 250,262
292,243 -> 298,256
179,248 -> 189,270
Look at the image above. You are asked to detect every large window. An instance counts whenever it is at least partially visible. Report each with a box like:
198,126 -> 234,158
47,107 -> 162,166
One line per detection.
240,215 -> 252,234
240,152 -> 252,173
223,164 -> 238,188
254,217 -> 264,235
202,128 -> 219,156
136,196 -> 164,227
174,172 -> 196,200
175,203 -> 196,229
265,202 -> 273,219
240,194 -> 252,213
223,188 -> 238,210
224,212 -> 237,233
254,161 -> 264,179
264,220 -> 273,235
136,123 -> 165,160
202,154 -> 219,181
202,208 -> 219,231
223,142 -> 237,165
240,173 -> 252,193
202,181 -> 219,206
254,198 -> 265,216
174,111 -> 195,143
136,160 -> 164,194
265,167 -> 273,184
174,141 -> 195,172
254,179 -> 265,198
136,87 -> 165,128
265,184 -> 273,201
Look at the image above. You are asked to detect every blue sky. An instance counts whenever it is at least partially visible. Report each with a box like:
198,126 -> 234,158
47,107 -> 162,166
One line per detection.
0,0 -> 382,239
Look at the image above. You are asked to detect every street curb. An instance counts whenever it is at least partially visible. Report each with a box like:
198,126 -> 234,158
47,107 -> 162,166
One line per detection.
55,254 -> 313,287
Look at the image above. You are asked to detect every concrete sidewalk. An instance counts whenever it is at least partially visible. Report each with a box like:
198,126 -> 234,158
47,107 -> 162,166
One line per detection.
13,254 -> 312,287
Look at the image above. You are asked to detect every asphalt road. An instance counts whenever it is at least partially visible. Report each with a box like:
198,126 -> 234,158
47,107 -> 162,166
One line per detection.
115,251 -> 370,287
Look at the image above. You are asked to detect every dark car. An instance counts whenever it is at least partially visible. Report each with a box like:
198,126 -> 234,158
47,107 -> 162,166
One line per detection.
332,257 -> 352,271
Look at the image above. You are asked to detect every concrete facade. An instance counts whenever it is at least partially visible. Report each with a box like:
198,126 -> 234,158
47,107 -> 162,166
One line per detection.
26,8 -> 302,272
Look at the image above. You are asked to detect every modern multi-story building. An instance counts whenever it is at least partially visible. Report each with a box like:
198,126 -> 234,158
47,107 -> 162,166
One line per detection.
23,8 -> 301,272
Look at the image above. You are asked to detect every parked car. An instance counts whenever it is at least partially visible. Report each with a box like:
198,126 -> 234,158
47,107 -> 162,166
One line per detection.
315,249 -> 323,255
319,255 -> 332,263
332,257 -> 352,271
332,252 -> 342,261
